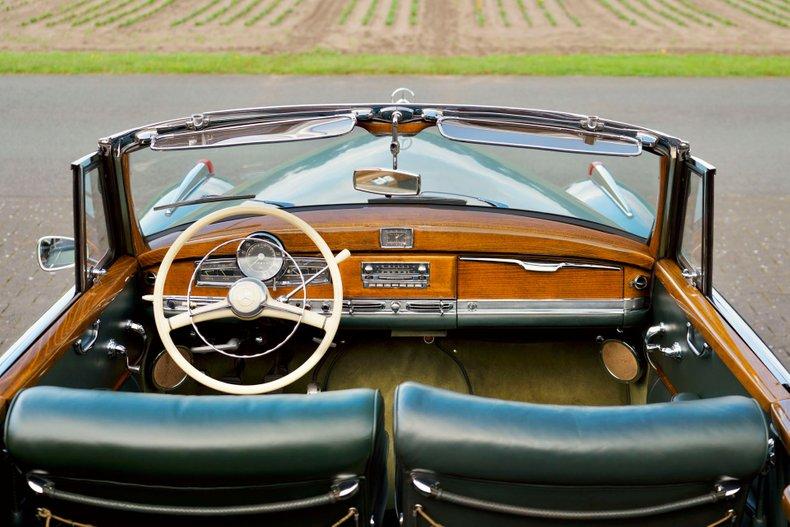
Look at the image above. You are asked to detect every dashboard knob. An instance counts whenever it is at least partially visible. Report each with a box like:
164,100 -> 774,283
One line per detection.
417,264 -> 427,273
364,264 -> 374,273
321,301 -> 331,313
391,301 -> 401,313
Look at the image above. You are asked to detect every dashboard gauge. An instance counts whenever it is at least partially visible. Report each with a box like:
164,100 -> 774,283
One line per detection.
236,234 -> 285,281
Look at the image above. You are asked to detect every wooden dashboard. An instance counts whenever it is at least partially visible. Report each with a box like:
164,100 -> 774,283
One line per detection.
141,206 -> 653,328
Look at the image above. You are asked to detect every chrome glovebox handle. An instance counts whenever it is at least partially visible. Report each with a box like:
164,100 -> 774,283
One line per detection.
644,323 -> 684,361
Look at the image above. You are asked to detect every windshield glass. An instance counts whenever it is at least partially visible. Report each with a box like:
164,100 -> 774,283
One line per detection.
129,126 -> 661,240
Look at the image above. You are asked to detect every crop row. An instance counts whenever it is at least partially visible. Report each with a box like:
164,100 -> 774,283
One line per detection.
21,0 -> 177,28
16,0 -> 790,30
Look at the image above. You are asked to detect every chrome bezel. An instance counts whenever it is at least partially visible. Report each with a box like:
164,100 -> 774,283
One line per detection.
235,232 -> 285,281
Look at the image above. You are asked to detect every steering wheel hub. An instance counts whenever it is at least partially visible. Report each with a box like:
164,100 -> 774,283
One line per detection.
228,277 -> 268,318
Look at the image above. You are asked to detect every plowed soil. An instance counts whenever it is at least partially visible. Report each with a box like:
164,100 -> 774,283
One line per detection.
1,0 -> 788,55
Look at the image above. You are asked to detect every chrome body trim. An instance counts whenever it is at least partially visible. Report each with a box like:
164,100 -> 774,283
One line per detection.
459,257 -> 620,272
0,287 -> 76,375
712,288 -> 790,386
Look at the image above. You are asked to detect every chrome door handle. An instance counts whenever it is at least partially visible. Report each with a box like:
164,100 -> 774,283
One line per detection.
644,323 -> 684,361
686,322 -> 710,358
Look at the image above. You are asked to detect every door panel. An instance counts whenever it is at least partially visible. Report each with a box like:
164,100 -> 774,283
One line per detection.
653,259 -> 787,410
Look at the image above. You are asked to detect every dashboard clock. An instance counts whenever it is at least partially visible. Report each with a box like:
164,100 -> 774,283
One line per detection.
380,227 -> 414,249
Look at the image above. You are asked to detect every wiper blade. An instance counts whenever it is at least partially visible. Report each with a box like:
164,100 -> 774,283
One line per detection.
153,194 -> 292,212
421,191 -> 508,208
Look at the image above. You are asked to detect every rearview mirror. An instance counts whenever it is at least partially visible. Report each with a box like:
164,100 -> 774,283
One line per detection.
353,168 -> 421,196
437,117 -> 642,157
37,236 -> 76,272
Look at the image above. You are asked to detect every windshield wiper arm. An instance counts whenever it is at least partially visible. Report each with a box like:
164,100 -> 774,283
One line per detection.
368,192 -> 507,208
154,194 -> 292,212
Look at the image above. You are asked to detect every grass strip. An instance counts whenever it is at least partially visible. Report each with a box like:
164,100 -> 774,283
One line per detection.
171,0 -> 221,26
516,0 -> 533,26
555,0 -> 581,26
0,51 -> 788,76
385,0 -> 399,25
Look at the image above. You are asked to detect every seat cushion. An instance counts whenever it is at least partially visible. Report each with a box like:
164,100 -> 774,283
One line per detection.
5,386 -> 385,486
394,382 -> 768,485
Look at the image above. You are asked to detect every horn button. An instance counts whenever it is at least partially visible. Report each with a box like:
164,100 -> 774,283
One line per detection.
228,277 -> 268,318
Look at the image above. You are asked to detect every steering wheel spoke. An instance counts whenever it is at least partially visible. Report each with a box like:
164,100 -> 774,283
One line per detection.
263,298 -> 327,330
167,299 -> 233,331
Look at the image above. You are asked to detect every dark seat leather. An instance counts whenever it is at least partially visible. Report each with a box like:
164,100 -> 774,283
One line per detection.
5,386 -> 387,527
394,382 -> 769,526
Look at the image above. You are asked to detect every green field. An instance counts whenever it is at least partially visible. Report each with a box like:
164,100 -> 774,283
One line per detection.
0,51 -> 787,76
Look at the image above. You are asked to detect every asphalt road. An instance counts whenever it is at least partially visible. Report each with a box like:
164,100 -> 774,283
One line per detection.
0,76 -> 787,364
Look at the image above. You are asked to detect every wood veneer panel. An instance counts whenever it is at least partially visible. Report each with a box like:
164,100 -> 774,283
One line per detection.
655,259 -> 787,410
139,207 -> 654,270
457,260 -> 622,300
0,257 -> 138,401
771,400 -> 790,456
624,266 -> 651,300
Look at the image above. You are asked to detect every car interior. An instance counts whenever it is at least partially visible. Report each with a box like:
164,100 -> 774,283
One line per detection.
0,107 -> 785,527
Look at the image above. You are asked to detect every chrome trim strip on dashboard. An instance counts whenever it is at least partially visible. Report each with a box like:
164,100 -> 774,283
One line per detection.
712,288 -> 790,387
456,298 -> 646,315
0,287 -> 76,375
459,257 -> 621,272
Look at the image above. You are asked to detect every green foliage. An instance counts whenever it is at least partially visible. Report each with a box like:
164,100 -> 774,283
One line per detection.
596,0 -> 636,25
385,0 -> 399,25
243,0 -> 283,26
196,0 -> 243,26
535,0 -> 556,26
362,0 -> 380,25
516,0 -> 532,26
674,0 -> 733,26
555,0 -> 580,26
472,0 -> 485,26
172,0 -> 220,26
409,0 -> 419,26
222,0 -> 266,25
120,0 -> 174,27
339,0 -> 358,24
270,0 -> 303,26
722,0 -> 787,26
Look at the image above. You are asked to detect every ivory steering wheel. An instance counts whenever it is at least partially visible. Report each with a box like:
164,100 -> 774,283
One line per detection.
152,204 -> 347,395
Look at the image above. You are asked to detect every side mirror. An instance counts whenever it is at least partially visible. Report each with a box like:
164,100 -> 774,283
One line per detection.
37,236 -> 76,272
353,168 -> 421,197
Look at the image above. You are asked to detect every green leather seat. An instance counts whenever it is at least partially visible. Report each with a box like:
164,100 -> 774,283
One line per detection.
5,386 -> 387,527
394,382 -> 769,526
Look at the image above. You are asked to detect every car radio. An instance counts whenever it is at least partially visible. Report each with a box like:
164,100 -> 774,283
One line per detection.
361,262 -> 430,288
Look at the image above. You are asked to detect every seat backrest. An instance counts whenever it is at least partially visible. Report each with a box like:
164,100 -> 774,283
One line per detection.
5,386 -> 387,527
394,382 -> 769,527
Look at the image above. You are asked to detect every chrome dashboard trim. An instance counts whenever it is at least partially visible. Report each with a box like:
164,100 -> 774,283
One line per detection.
459,257 -> 620,272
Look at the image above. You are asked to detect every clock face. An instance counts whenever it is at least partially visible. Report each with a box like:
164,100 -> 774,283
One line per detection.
380,228 -> 413,249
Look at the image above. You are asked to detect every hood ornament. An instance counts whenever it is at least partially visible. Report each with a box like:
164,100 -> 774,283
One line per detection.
391,87 -> 415,104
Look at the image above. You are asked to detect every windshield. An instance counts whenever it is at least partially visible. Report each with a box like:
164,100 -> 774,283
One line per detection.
129,127 -> 661,240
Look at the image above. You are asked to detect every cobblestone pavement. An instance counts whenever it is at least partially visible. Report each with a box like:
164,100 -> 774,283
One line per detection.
0,76 -> 787,365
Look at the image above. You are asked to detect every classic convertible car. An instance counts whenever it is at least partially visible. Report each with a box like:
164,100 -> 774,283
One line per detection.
2,90 -> 789,527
